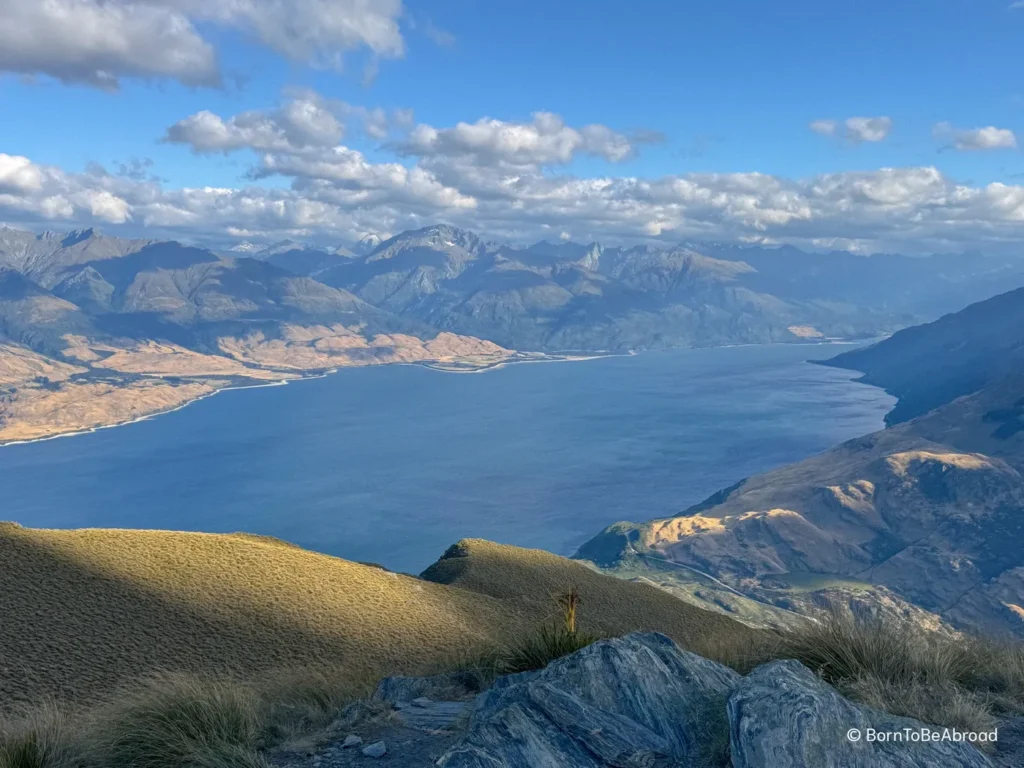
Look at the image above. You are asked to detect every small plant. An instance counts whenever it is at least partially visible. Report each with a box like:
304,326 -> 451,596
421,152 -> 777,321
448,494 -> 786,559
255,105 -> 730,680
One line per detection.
501,587 -> 602,673
557,586 -> 581,634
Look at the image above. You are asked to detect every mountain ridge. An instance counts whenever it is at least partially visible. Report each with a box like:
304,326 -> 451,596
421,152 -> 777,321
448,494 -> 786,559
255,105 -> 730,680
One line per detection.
3,222 -> 1024,443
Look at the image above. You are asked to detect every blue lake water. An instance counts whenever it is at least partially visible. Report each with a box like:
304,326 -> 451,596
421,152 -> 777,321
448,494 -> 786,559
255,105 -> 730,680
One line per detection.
0,344 -> 894,574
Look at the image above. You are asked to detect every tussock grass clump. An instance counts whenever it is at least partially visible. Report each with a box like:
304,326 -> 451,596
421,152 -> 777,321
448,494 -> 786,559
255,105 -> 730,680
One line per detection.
0,703 -> 88,768
0,667 -> 369,768
771,610 -> 1024,737
779,609 -> 972,690
501,586 -> 603,674
501,625 -> 604,674
95,673 -> 268,768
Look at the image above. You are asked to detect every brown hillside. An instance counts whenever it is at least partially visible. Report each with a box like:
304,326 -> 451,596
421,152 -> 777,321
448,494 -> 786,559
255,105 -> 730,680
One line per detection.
0,525 -> 754,709
578,377 -> 1024,638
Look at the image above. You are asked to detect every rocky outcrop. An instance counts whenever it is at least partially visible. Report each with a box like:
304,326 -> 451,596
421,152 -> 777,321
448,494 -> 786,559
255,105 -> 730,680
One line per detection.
729,660 -> 992,767
280,633 -> 1001,767
431,633 -> 994,768
439,632 -> 739,767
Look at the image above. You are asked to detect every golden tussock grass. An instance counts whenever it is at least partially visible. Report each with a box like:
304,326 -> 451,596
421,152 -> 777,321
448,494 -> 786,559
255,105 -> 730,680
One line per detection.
3,525 -> 1024,766
0,668 -> 372,768
0,526 -> 756,767
716,608 -> 1024,741
0,526 -> 754,710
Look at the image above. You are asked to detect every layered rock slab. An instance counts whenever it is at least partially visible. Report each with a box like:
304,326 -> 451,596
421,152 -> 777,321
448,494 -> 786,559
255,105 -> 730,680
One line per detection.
728,659 -> 993,767
438,632 -> 738,767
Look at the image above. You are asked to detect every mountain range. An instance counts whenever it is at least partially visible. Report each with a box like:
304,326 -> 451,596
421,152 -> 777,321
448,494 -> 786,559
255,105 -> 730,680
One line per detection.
579,287 -> 1024,638
2,221 -> 1024,444
264,224 -> 1024,351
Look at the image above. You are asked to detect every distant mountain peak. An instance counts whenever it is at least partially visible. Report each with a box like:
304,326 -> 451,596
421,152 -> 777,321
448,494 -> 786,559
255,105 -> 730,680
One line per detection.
61,228 -> 96,247
366,224 -> 492,263
228,241 -> 261,254
356,233 -> 385,255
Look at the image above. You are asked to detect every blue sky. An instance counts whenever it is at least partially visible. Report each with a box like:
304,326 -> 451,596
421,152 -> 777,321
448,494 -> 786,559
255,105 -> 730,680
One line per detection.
0,0 -> 1023,252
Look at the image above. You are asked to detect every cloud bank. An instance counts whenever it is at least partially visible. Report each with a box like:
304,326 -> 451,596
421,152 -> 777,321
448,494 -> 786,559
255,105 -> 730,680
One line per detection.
0,0 -> 405,88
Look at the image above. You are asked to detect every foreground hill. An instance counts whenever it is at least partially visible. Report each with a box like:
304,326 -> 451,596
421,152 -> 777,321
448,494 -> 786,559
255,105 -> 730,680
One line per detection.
0,526 -> 753,708
578,376 -> 1024,638
827,285 -> 1024,424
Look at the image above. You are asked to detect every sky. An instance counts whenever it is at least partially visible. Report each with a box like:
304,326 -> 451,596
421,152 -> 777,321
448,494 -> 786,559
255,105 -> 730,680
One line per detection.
0,0 -> 1023,253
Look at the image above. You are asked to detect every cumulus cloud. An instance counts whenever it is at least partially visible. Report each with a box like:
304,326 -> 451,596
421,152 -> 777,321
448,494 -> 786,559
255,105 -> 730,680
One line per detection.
810,116 -> 893,143
934,122 -> 1018,151
165,0 -> 405,64
398,113 -> 643,167
165,96 -> 344,154
0,154 -> 44,193
164,92 -> 409,154
0,0 -> 405,88
5,147 -> 1024,255
0,0 -> 219,88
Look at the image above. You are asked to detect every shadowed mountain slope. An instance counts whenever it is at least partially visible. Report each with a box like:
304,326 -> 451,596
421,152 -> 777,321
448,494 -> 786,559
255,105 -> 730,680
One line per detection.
0,527 -> 755,709
827,286 -> 1024,425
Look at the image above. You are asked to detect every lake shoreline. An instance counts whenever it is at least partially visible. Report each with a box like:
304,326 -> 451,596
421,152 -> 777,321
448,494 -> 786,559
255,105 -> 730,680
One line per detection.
0,350 -> 605,449
0,340 -> 876,450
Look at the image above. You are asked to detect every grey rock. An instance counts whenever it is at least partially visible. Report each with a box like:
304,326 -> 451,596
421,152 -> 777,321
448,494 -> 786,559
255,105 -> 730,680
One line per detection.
992,716 -> 1024,768
373,670 -> 481,705
728,659 -> 993,768
341,734 -> 362,748
439,632 -> 739,767
361,741 -> 387,758
395,700 -> 470,731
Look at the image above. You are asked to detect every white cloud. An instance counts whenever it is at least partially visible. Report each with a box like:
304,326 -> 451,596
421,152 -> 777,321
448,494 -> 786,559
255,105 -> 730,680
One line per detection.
398,112 -> 640,167
164,92 -> 409,153
934,122 -> 1018,151
166,0 -> 405,65
0,0 -> 219,88
0,0 -> 405,88
165,97 -> 344,154
0,154 -> 44,193
844,116 -> 893,143
809,120 -> 837,136
6,148 -> 1024,255
810,116 -> 893,143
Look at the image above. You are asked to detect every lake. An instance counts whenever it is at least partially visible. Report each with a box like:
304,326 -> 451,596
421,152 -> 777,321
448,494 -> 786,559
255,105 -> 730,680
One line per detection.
0,344 -> 894,574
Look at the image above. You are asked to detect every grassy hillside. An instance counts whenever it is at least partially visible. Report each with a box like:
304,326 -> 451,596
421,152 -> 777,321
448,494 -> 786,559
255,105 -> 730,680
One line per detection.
576,377 -> 1024,639
421,539 -> 750,652
0,525 -> 754,709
